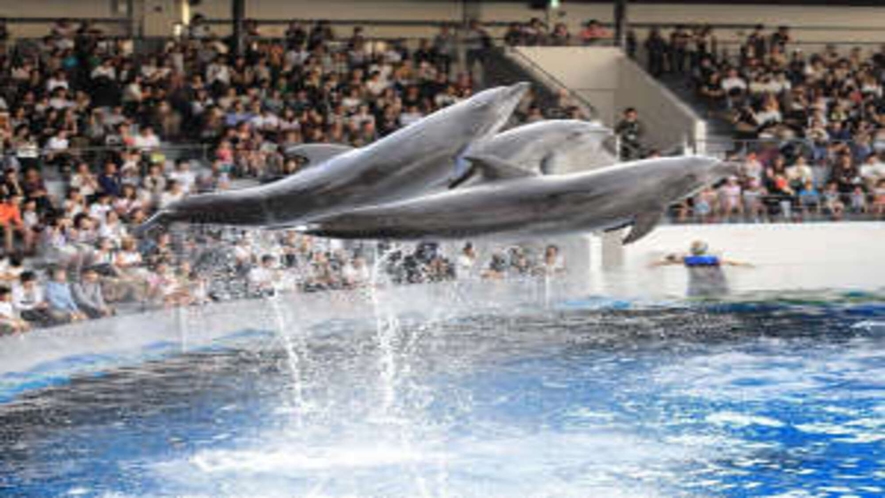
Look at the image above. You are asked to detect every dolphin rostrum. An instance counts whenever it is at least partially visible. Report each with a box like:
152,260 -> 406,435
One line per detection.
136,82 -> 530,232
302,156 -> 739,244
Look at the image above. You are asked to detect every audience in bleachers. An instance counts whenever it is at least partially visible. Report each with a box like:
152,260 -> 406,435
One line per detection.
0,18 -> 570,333
632,23 -> 885,221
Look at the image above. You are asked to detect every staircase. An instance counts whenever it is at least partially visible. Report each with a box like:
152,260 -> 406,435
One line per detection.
656,73 -> 736,157
480,48 -> 599,123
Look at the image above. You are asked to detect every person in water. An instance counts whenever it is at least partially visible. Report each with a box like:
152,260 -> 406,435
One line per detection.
654,240 -> 752,298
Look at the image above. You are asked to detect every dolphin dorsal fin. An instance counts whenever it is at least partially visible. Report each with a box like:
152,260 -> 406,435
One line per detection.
623,209 -> 664,245
450,154 -> 538,188
540,152 -> 564,175
284,143 -> 355,167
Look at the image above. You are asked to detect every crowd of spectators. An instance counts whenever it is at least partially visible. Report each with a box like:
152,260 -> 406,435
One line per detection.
0,18 -> 568,334
634,24 -> 885,220
502,17 -> 620,49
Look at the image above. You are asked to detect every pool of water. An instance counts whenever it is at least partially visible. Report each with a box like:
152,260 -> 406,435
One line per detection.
1,294 -> 885,497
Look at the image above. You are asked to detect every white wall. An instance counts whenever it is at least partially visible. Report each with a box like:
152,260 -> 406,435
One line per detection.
616,57 -> 706,154
513,46 -> 703,152
513,46 -> 618,124
594,222 -> 885,299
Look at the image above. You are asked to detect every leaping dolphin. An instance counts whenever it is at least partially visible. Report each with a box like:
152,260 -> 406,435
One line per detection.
287,119 -> 614,183
136,82 -> 530,233
302,156 -> 739,244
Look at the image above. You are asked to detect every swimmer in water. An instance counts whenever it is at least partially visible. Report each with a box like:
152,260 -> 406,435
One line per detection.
653,240 -> 752,298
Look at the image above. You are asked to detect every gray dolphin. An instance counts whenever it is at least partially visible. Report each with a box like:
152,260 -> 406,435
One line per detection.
302,156 -> 739,244
136,82 -> 530,233
463,119 -> 613,177
285,119 -> 613,185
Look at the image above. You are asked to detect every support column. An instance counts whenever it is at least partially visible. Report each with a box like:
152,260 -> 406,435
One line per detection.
232,0 -> 245,56
613,0 -> 627,49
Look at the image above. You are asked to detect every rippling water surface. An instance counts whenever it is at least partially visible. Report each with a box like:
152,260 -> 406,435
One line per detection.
1,296 -> 885,497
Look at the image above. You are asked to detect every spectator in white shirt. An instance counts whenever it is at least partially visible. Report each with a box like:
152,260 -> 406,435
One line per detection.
169,160 -> 197,194
860,153 -> 885,190
13,271 -> 52,326
70,162 -> 100,200
133,126 -> 161,151
159,180 -> 186,209
342,256 -> 370,288
0,286 -> 30,333
248,255 -> 279,296
721,68 -> 747,109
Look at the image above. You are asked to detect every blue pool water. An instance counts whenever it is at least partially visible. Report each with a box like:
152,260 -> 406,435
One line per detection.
1,299 -> 884,497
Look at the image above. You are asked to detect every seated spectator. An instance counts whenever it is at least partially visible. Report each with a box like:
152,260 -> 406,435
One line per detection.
743,178 -> 768,221
22,169 -> 51,214
699,72 -> 726,110
721,68 -> 748,109
849,186 -> 868,214
13,271 -> 53,326
481,253 -> 508,280
549,23 -> 572,46
694,186 -> 719,222
860,153 -> 885,190
872,178 -> 885,217
539,244 -> 566,275
718,177 -> 743,220
98,162 -> 123,198
159,180 -> 186,209
0,195 -> 26,255
580,20 -> 610,46
147,261 -> 192,308
822,182 -> 846,219
786,156 -> 814,191
798,180 -> 822,216
829,154 -> 861,194
508,247 -> 534,276
456,242 -> 478,278
72,267 -> 114,318
247,254 -> 280,296
0,286 -> 30,334
45,268 -> 88,323
341,255 -> 370,288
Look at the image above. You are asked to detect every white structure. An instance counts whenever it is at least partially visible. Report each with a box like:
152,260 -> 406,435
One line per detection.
509,46 -> 706,154
584,222 -> 885,298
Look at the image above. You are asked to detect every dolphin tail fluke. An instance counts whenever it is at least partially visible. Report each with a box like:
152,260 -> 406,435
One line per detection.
623,209 -> 664,245
133,211 -> 170,238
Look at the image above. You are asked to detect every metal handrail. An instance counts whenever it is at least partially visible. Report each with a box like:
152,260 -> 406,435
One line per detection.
503,46 -> 599,121
2,143 -> 215,161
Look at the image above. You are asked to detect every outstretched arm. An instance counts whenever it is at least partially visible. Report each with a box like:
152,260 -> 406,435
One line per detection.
650,254 -> 683,267
721,259 -> 754,268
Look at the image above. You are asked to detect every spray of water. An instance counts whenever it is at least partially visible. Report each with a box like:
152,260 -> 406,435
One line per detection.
369,242 -> 403,418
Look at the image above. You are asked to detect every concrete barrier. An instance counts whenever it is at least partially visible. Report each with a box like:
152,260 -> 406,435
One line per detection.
588,222 -> 885,298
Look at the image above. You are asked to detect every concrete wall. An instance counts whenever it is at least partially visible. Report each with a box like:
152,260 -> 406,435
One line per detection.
616,57 -> 706,154
513,46 -> 703,152
594,222 -> 885,299
513,46 -> 619,125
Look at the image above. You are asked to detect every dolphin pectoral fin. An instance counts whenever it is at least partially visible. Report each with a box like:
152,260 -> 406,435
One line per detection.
284,143 -> 355,167
623,209 -> 664,245
460,154 -> 538,185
